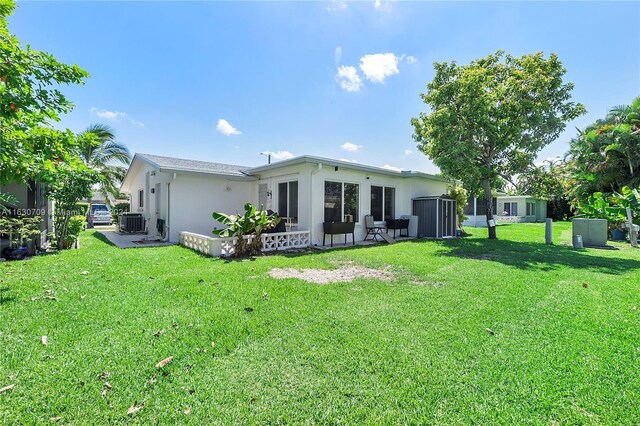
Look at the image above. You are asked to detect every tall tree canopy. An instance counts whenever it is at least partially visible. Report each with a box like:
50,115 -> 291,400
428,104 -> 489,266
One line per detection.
411,50 -> 585,238
566,96 -> 640,207
0,0 -> 89,187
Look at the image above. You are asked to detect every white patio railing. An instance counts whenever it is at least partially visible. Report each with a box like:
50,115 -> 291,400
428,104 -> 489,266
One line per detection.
179,230 -> 310,257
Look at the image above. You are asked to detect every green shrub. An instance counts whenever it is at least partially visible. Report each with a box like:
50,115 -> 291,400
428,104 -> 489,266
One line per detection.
65,215 -> 86,247
72,202 -> 89,217
111,202 -> 130,221
448,185 -> 468,232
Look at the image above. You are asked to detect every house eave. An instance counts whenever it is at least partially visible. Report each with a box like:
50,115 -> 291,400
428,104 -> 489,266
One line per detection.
157,167 -> 256,181
247,155 -> 450,182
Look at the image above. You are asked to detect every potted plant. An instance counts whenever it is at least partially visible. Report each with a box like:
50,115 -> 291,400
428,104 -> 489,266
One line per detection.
0,216 -> 41,260
610,221 -> 628,241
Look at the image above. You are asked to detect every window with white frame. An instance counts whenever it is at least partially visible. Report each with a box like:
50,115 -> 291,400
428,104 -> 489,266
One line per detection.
370,186 -> 395,221
277,181 -> 298,222
324,181 -> 359,222
138,189 -> 144,208
526,202 -> 536,216
503,202 -> 518,216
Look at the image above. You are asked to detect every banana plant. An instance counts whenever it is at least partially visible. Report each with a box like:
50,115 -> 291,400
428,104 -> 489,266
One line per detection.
577,187 -> 639,231
212,203 -> 281,257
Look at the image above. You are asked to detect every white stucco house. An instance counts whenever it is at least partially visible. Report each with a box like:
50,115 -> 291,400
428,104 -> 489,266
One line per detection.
463,195 -> 547,227
120,153 -> 452,248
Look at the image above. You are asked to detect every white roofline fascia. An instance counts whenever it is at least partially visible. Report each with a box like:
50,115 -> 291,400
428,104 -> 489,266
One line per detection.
156,167 -> 256,181
247,155 -> 450,182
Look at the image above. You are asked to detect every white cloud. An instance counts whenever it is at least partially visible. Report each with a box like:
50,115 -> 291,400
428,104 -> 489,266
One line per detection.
404,149 -> 413,155
90,107 -> 144,127
405,55 -> 417,64
335,65 -> 363,92
374,0 -> 395,10
216,119 -> 241,136
339,158 -> 359,163
326,0 -> 348,12
341,142 -> 362,152
334,46 -> 342,63
359,53 -> 400,83
382,164 -> 402,172
262,150 -> 294,161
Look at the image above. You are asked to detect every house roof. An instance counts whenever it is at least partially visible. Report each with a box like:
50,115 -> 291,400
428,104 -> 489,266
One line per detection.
246,155 -> 450,182
136,153 -> 250,177
121,153 -> 450,193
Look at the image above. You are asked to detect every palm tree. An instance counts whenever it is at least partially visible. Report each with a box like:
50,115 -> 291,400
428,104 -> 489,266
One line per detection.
76,124 -> 131,224
566,97 -> 640,206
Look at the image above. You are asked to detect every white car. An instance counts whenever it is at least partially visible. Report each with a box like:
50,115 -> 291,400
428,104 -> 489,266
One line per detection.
89,204 -> 112,225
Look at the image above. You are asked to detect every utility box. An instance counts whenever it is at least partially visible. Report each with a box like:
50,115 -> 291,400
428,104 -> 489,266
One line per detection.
572,218 -> 608,247
400,215 -> 418,237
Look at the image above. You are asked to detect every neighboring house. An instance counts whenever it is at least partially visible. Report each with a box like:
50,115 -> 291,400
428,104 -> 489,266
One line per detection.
463,195 -> 547,227
120,153 -> 452,245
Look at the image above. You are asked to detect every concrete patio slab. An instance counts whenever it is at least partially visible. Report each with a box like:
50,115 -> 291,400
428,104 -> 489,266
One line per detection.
97,230 -> 174,249
313,236 -> 416,251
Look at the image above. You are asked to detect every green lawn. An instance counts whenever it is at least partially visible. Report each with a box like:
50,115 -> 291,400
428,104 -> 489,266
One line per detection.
1,222 -> 639,424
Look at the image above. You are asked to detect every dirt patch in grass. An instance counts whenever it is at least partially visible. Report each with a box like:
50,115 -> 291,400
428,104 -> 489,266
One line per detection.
268,264 -> 394,284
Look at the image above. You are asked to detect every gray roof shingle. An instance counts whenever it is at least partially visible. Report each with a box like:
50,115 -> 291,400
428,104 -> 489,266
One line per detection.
137,153 -> 250,177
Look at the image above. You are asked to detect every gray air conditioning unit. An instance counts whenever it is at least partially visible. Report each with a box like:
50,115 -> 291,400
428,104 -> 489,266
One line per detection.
119,213 -> 145,233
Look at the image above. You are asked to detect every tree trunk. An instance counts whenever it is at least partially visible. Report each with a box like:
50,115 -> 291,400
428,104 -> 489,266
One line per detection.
86,198 -> 94,229
483,177 -> 497,239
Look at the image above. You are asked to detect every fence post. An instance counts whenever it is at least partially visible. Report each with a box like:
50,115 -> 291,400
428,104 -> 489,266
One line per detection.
545,218 -> 553,245
627,207 -> 638,248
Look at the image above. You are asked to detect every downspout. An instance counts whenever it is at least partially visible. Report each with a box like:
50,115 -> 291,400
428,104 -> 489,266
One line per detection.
161,181 -> 171,242
161,173 -> 176,242
310,163 -> 322,245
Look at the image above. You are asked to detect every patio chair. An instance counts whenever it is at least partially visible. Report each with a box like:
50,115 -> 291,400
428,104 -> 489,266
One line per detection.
364,215 -> 385,241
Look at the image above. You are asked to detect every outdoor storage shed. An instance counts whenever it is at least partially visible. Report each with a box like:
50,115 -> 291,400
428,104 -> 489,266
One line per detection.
412,195 -> 457,238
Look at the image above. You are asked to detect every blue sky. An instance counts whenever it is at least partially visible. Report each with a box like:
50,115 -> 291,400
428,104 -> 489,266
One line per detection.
10,1 -> 640,174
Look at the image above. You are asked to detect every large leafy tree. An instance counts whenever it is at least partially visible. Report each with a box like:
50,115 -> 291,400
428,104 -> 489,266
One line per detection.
566,97 -> 640,206
77,123 -> 131,201
0,0 -> 89,205
411,50 -> 585,238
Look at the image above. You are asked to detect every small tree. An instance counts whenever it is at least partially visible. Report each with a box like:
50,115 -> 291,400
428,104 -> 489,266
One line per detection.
212,203 -> 281,257
46,163 -> 99,249
448,185 -> 468,234
411,51 -> 585,238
